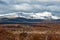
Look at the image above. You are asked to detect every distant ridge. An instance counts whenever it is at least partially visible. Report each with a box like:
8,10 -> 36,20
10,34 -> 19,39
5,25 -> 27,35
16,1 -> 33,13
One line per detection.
0,17 -> 60,24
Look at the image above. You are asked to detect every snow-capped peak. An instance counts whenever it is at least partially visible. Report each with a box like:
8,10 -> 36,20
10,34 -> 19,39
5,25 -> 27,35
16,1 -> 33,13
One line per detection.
0,12 -> 60,20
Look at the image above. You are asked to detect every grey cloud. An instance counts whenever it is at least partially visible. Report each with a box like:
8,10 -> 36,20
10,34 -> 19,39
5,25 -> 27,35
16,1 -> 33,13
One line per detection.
0,0 -> 60,17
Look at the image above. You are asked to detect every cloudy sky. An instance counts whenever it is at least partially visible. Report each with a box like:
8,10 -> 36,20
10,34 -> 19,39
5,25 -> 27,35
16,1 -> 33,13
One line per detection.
0,0 -> 60,19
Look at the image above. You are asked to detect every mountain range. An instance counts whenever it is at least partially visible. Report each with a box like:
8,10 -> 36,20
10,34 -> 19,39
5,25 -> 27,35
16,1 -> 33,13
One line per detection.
0,17 -> 60,24
0,12 -> 60,24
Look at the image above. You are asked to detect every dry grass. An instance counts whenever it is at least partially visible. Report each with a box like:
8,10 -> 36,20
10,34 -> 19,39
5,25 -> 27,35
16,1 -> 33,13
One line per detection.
0,23 -> 60,40
0,29 -> 15,40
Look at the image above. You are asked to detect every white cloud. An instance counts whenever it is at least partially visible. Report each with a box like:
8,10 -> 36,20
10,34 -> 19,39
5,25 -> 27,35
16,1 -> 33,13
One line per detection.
14,0 -> 31,3
10,0 -> 31,4
0,0 -> 60,20
12,3 -> 32,11
0,12 -> 18,18
2,0 -> 60,4
36,0 -> 60,2
12,3 -> 60,12
47,5 -> 60,11
52,16 -> 60,19
33,5 -> 46,10
35,12 -> 52,17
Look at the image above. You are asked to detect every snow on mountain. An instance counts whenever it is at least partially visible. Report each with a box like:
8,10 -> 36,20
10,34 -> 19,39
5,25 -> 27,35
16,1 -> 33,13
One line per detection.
0,12 -> 60,20
30,12 -> 60,20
